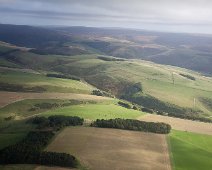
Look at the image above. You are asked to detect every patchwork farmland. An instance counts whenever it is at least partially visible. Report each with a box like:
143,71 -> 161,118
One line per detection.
0,24 -> 212,170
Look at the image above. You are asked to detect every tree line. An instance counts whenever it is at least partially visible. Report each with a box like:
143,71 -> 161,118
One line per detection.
118,101 -> 132,109
0,115 -> 85,167
122,94 -> 185,115
46,73 -> 81,81
98,56 -> 125,61
92,89 -> 114,98
165,112 -> 212,123
91,118 -> 171,134
179,73 -> 196,80
122,94 -> 212,123
30,115 -> 84,130
0,131 -> 78,167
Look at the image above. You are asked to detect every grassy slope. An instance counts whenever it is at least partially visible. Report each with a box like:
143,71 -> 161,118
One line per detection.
0,70 -> 94,93
1,51 -> 212,115
0,99 -> 114,119
41,103 -> 144,120
0,42 -> 18,53
1,46 -> 212,115
52,55 -> 212,115
169,130 -> 212,170
0,39 -> 212,170
0,99 -> 82,119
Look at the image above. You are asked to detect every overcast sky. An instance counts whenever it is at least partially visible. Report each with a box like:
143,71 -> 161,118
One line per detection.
1,0 -> 212,34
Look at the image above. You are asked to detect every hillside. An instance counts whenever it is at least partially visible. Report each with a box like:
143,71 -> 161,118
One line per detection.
0,24 -> 212,75
0,40 -> 212,119
0,24 -> 89,56
50,26 -> 212,75
0,24 -> 212,170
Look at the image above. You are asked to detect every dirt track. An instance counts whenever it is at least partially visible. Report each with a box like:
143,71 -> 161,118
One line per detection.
138,114 -> 212,135
47,127 -> 171,170
0,91 -> 111,108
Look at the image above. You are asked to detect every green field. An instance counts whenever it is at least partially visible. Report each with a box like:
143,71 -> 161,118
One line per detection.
0,99 -> 96,119
50,55 -> 212,116
169,130 -> 212,170
0,46 -> 212,170
0,119 -> 35,150
0,70 -> 94,93
0,98 -> 144,150
41,103 -> 144,120
1,51 -> 212,116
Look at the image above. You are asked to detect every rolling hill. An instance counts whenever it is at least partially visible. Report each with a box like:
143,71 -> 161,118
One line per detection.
0,39 -> 211,119
0,24 -> 212,75
0,24 -> 212,170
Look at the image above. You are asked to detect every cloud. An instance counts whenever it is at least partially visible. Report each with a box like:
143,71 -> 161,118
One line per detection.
1,0 -> 212,33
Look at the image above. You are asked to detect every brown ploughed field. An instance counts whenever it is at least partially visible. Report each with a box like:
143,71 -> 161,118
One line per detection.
138,114 -> 212,135
47,127 -> 171,170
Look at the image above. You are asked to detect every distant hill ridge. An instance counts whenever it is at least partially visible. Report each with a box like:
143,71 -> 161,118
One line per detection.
0,24 -> 212,75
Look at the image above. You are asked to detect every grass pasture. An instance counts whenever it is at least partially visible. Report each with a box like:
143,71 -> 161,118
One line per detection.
0,98 -> 82,119
0,69 -> 94,93
54,55 -> 212,116
41,103 -> 144,120
0,119 -> 35,150
0,98 -> 142,151
0,97 -> 112,119
169,130 -> 212,170
47,127 -> 171,170
0,91 -> 111,110
1,52 -> 212,116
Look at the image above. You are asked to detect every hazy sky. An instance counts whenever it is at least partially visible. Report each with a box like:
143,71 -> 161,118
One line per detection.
1,0 -> 212,33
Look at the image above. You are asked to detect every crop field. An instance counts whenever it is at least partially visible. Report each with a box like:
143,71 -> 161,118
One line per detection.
139,114 -> 212,135
47,127 -> 171,170
41,103 -> 144,120
169,130 -> 212,170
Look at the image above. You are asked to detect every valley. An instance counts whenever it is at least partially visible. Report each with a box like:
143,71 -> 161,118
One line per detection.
0,24 -> 211,170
